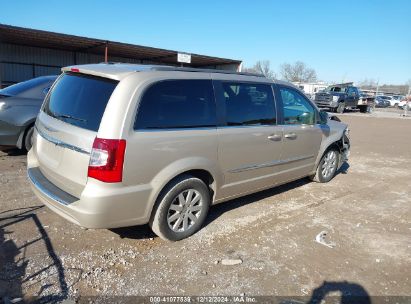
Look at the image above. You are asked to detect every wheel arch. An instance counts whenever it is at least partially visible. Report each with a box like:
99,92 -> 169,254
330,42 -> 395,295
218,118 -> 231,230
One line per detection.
313,130 -> 348,175
146,161 -> 220,221
16,120 -> 36,149
163,169 -> 216,202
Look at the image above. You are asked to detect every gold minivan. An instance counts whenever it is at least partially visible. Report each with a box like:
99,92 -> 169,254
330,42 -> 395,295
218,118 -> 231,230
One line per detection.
27,64 -> 350,241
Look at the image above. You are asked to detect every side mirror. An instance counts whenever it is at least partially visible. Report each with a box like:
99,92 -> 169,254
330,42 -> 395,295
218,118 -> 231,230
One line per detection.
298,112 -> 314,124
319,110 -> 328,124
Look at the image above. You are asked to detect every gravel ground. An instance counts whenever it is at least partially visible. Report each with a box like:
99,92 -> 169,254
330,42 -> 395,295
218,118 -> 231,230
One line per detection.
338,107 -> 411,119
0,111 -> 410,302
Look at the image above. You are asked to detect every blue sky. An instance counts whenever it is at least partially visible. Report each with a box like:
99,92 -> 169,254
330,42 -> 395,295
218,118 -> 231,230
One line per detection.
1,0 -> 410,84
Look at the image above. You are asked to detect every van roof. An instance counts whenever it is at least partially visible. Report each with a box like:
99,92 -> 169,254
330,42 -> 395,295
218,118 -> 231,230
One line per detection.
61,63 -> 267,81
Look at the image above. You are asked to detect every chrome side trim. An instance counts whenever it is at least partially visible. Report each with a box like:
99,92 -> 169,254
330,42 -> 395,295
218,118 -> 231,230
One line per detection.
43,124 -> 58,132
27,168 -> 77,206
228,161 -> 282,173
217,124 -> 277,129
135,125 -> 280,132
136,126 -> 217,132
35,126 -> 90,155
228,154 -> 314,173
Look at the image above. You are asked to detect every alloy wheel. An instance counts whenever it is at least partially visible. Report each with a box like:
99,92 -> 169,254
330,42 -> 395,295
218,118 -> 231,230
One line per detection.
321,150 -> 337,179
167,189 -> 203,233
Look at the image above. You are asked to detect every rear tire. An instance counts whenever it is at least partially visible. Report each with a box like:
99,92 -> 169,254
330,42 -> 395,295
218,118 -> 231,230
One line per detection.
358,105 -> 372,113
336,102 -> 345,114
149,175 -> 210,241
23,125 -> 34,152
311,148 -> 340,183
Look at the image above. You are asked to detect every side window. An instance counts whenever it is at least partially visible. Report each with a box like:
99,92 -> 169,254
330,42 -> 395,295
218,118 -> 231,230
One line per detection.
220,82 -> 276,126
134,80 -> 216,129
279,86 -> 316,125
347,87 -> 357,96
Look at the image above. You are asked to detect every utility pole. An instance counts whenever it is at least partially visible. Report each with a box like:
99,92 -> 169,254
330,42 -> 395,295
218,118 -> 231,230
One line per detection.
375,79 -> 380,96
406,83 -> 411,117
402,81 -> 410,117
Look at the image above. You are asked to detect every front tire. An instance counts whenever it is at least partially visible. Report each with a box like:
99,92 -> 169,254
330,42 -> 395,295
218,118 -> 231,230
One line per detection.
336,102 -> 345,114
149,175 -> 210,241
312,149 -> 340,183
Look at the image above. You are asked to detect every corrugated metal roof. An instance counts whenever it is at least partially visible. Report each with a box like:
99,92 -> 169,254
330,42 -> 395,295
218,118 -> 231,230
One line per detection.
0,24 -> 241,67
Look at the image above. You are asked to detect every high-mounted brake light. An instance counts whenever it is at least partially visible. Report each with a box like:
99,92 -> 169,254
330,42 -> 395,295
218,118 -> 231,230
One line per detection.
88,138 -> 126,183
71,68 -> 80,72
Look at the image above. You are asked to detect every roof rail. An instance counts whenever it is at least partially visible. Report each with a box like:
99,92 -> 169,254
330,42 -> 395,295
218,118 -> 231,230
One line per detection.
150,66 -> 265,78
97,62 -> 266,78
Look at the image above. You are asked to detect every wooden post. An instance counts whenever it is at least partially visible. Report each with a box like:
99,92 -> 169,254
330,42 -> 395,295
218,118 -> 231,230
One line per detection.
105,42 -> 108,63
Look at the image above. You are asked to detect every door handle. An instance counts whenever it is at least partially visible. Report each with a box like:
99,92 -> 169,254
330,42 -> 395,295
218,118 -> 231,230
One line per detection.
267,134 -> 282,141
284,133 -> 297,140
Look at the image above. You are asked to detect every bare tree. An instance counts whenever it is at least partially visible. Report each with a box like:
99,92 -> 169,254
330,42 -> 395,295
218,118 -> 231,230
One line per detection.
357,79 -> 410,95
243,60 -> 276,79
280,61 -> 317,82
358,78 -> 378,88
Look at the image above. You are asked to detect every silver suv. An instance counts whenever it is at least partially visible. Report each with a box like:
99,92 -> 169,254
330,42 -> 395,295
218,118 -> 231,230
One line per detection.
27,64 -> 350,241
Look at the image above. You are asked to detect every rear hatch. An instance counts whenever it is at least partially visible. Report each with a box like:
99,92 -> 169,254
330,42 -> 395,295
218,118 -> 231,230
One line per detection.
34,72 -> 118,197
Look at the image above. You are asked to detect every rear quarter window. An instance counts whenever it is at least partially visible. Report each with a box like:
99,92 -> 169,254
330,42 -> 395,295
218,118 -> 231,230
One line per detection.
134,80 -> 216,130
43,73 -> 118,132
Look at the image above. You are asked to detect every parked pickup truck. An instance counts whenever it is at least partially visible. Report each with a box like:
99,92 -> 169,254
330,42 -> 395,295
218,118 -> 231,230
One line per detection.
314,83 -> 375,113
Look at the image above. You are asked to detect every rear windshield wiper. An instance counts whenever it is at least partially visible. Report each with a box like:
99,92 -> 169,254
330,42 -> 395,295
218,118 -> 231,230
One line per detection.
55,114 -> 87,122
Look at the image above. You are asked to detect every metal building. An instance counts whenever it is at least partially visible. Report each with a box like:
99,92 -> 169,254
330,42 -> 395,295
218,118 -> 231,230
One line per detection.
0,24 -> 242,88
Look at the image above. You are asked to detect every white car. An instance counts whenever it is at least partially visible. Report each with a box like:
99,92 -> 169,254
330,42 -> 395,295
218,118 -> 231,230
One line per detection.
386,96 -> 397,107
392,95 -> 405,107
398,100 -> 411,110
375,95 -> 396,107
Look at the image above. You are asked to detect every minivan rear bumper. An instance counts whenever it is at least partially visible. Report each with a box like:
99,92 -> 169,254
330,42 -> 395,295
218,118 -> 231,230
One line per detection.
27,166 -> 153,229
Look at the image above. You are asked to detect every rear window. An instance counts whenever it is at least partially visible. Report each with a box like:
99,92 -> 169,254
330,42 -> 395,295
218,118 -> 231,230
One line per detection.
134,80 -> 216,129
43,73 -> 118,131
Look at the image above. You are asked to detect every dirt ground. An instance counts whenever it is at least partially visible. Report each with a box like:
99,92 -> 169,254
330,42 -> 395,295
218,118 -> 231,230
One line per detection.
1,109 -> 410,303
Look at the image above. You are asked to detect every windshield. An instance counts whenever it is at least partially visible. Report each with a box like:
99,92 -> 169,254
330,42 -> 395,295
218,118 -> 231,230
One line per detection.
324,86 -> 346,93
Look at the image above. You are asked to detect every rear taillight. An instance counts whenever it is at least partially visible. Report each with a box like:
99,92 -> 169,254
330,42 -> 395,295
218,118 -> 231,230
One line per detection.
88,138 -> 126,183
